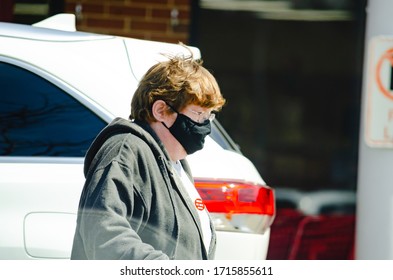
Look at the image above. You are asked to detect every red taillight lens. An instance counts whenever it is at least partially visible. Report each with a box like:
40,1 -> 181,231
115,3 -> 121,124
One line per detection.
195,179 -> 275,216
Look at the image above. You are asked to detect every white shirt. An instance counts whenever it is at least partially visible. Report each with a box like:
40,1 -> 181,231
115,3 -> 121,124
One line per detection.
172,161 -> 212,251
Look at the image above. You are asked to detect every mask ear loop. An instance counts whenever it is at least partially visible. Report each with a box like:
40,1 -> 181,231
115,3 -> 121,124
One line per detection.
162,102 -> 177,130
162,121 -> 170,129
165,102 -> 179,114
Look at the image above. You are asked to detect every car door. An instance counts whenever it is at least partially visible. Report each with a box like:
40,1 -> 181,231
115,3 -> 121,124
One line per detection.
0,60 -> 108,259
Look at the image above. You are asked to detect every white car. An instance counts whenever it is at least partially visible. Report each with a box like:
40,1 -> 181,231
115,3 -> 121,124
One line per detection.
0,14 -> 275,260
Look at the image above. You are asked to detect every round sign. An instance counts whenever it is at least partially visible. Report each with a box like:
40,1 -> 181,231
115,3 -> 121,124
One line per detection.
376,48 -> 393,101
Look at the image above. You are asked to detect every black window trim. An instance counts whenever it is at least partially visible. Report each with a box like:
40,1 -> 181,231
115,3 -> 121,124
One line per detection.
0,156 -> 84,163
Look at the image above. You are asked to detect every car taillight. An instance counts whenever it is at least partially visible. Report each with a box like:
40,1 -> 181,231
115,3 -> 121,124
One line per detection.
195,179 -> 276,234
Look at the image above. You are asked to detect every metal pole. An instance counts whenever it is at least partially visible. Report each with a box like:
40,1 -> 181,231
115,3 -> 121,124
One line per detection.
357,0 -> 393,259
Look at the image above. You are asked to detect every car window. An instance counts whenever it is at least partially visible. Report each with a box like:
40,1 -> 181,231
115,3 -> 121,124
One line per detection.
210,119 -> 242,154
319,204 -> 356,215
0,61 -> 241,157
0,62 -> 106,157
275,200 -> 298,209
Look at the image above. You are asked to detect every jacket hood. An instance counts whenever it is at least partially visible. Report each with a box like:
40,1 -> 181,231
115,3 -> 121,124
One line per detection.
83,117 -> 168,177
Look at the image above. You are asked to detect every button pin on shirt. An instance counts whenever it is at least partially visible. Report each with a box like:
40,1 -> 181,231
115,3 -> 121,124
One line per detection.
194,198 -> 206,211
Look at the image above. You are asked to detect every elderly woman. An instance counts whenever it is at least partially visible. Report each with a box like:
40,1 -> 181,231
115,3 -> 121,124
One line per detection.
71,49 -> 225,260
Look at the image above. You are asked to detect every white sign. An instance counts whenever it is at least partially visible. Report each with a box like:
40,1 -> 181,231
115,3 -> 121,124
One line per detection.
365,36 -> 393,147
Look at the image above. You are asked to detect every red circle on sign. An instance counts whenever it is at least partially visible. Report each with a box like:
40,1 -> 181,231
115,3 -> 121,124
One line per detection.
376,48 -> 393,101
194,198 -> 205,211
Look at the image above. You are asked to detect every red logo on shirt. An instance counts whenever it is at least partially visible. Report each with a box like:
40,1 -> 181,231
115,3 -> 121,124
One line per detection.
194,198 -> 205,211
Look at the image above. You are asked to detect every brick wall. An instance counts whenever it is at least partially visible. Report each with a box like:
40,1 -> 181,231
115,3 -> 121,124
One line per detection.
64,0 -> 192,44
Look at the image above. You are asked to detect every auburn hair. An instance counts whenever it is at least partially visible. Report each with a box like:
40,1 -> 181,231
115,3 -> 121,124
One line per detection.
130,47 -> 225,122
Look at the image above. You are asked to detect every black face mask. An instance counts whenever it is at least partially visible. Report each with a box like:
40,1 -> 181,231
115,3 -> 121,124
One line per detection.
163,112 -> 211,155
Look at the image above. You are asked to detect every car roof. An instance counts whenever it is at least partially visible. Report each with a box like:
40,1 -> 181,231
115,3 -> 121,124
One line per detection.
0,20 -> 200,121
0,21 -> 113,42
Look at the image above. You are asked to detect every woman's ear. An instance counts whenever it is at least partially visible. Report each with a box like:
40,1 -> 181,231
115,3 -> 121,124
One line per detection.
151,100 -> 168,122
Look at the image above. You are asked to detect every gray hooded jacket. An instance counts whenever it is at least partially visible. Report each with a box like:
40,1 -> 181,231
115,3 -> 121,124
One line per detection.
71,117 -> 216,260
